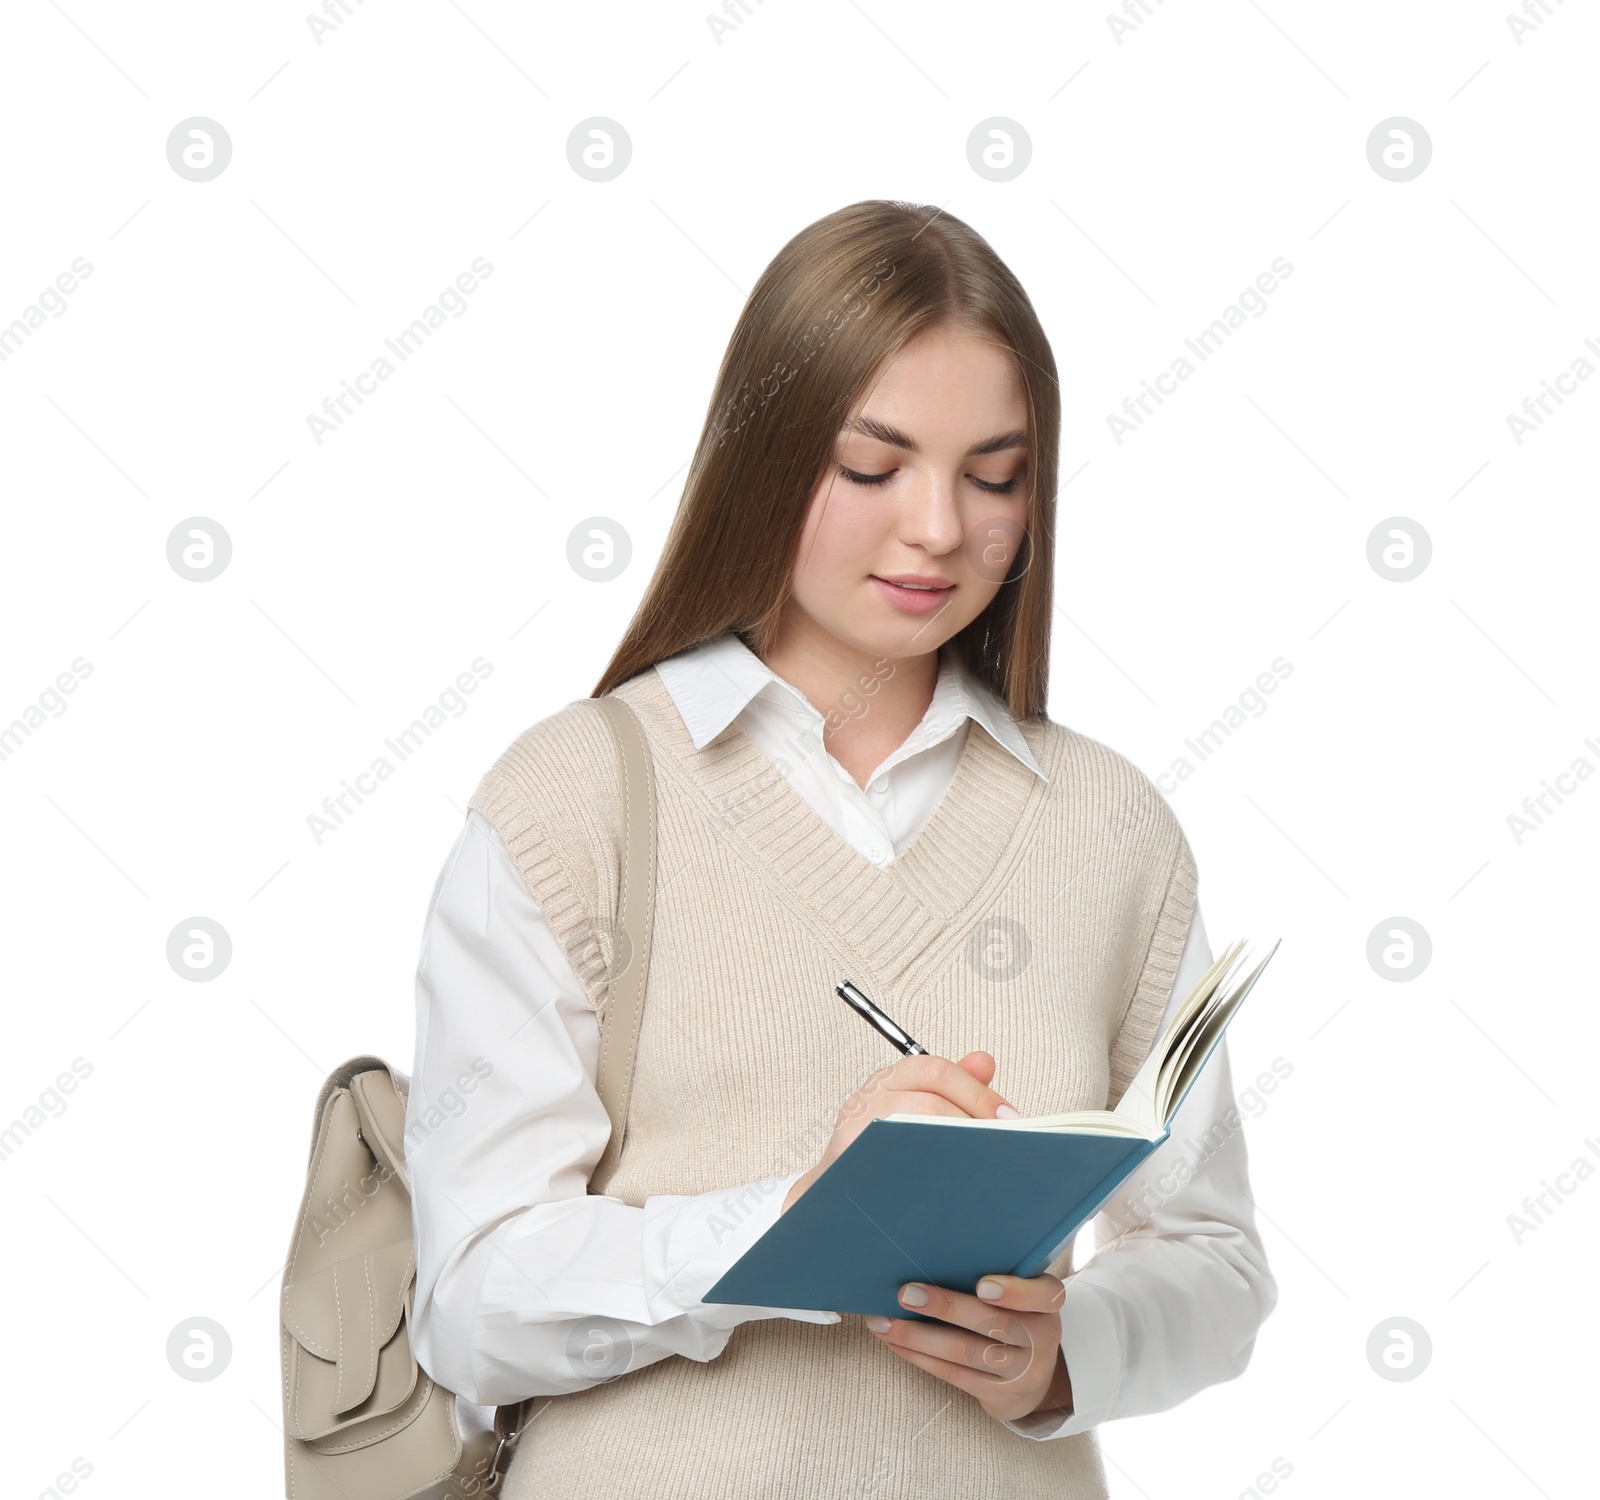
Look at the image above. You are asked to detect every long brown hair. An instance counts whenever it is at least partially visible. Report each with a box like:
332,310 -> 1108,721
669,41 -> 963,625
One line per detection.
592,199 -> 1060,721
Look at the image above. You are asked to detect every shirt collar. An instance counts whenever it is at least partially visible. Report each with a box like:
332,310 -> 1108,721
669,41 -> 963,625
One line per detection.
652,631 -> 1048,782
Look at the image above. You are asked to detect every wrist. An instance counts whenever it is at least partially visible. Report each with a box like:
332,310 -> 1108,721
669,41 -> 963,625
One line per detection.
1030,1348 -> 1074,1417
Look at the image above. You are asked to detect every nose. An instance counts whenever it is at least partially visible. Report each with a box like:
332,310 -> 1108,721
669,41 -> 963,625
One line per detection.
894,464 -> 965,557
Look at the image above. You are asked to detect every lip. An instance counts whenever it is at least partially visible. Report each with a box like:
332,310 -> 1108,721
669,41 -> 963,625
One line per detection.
870,574 -> 956,615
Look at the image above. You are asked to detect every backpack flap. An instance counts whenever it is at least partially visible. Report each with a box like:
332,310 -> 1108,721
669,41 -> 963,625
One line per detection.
281,1084 -> 437,1448
281,1240 -> 417,1435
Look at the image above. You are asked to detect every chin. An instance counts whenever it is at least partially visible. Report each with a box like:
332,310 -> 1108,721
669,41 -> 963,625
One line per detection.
864,619 -> 960,659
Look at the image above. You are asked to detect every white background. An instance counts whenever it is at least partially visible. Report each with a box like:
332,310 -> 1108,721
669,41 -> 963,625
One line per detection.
2,1 -> 1595,1496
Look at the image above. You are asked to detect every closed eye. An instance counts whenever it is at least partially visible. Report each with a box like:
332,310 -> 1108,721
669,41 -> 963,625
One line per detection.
838,465 -> 1019,494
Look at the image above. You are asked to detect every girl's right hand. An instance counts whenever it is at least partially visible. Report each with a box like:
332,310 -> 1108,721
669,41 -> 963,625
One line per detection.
781,1050 -> 1019,1213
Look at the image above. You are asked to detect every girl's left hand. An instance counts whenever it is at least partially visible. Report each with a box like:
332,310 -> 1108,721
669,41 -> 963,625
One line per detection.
863,1272 -> 1072,1424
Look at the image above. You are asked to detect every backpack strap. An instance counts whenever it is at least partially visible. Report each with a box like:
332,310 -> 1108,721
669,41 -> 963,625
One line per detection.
587,692 -> 658,1190
485,693 -> 658,1486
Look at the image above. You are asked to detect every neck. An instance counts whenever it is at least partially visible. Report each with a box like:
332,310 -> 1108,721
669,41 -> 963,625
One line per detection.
761,613 -> 941,790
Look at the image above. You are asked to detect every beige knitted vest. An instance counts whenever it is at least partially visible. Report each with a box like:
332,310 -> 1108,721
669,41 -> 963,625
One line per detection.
465,666 -> 1197,1500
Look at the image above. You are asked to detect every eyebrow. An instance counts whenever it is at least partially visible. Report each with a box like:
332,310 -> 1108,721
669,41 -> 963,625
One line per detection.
842,415 -> 1028,457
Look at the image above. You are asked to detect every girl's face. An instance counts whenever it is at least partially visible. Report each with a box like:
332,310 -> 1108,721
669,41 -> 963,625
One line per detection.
784,322 -> 1032,664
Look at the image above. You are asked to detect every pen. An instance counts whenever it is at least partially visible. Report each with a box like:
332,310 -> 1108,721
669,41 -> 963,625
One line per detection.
835,979 -> 927,1055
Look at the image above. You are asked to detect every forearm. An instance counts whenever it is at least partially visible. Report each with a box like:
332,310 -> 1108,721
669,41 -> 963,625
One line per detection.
413,1169 -> 830,1407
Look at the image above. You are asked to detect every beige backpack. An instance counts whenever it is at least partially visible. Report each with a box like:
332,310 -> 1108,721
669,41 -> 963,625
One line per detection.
278,694 -> 657,1497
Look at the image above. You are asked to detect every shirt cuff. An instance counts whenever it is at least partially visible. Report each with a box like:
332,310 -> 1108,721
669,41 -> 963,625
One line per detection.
999,1275 -> 1121,1440
657,1171 -> 841,1327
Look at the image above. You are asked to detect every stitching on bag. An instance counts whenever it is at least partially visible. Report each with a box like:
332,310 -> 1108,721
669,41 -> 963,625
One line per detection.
294,1298 -> 309,1433
305,1353 -> 435,1451
361,1249 -> 377,1400
283,1325 -> 297,1499
282,1251 -> 411,1361
285,1327 -> 419,1446
333,1258 -> 347,1410
281,1301 -> 336,1360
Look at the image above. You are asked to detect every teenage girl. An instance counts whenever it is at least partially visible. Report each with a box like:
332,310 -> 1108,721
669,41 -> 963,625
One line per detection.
405,199 -> 1275,1500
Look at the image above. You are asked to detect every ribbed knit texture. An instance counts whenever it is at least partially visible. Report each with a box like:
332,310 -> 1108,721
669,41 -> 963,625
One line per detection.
466,667 -> 1198,1500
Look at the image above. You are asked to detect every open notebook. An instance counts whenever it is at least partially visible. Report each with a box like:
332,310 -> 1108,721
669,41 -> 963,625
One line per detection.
703,936 -> 1281,1321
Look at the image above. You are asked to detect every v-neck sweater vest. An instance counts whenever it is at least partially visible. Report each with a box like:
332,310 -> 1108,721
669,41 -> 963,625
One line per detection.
466,667 -> 1198,1500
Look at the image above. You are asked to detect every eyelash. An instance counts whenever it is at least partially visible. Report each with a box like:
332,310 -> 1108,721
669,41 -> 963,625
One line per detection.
838,465 -> 1020,495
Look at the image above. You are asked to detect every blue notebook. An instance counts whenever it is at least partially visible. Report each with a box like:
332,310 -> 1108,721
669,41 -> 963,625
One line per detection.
704,937 -> 1280,1322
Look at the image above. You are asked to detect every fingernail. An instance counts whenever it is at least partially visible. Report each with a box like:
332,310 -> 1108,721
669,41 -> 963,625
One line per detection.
865,1315 -> 891,1332
900,1283 -> 929,1307
976,1279 -> 1004,1300
996,1103 -> 1020,1119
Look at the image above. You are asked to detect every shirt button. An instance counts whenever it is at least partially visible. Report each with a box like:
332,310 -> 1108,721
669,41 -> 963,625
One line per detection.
867,843 -> 888,863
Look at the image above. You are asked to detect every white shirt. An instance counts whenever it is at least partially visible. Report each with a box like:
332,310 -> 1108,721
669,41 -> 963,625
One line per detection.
406,633 -> 1276,1440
